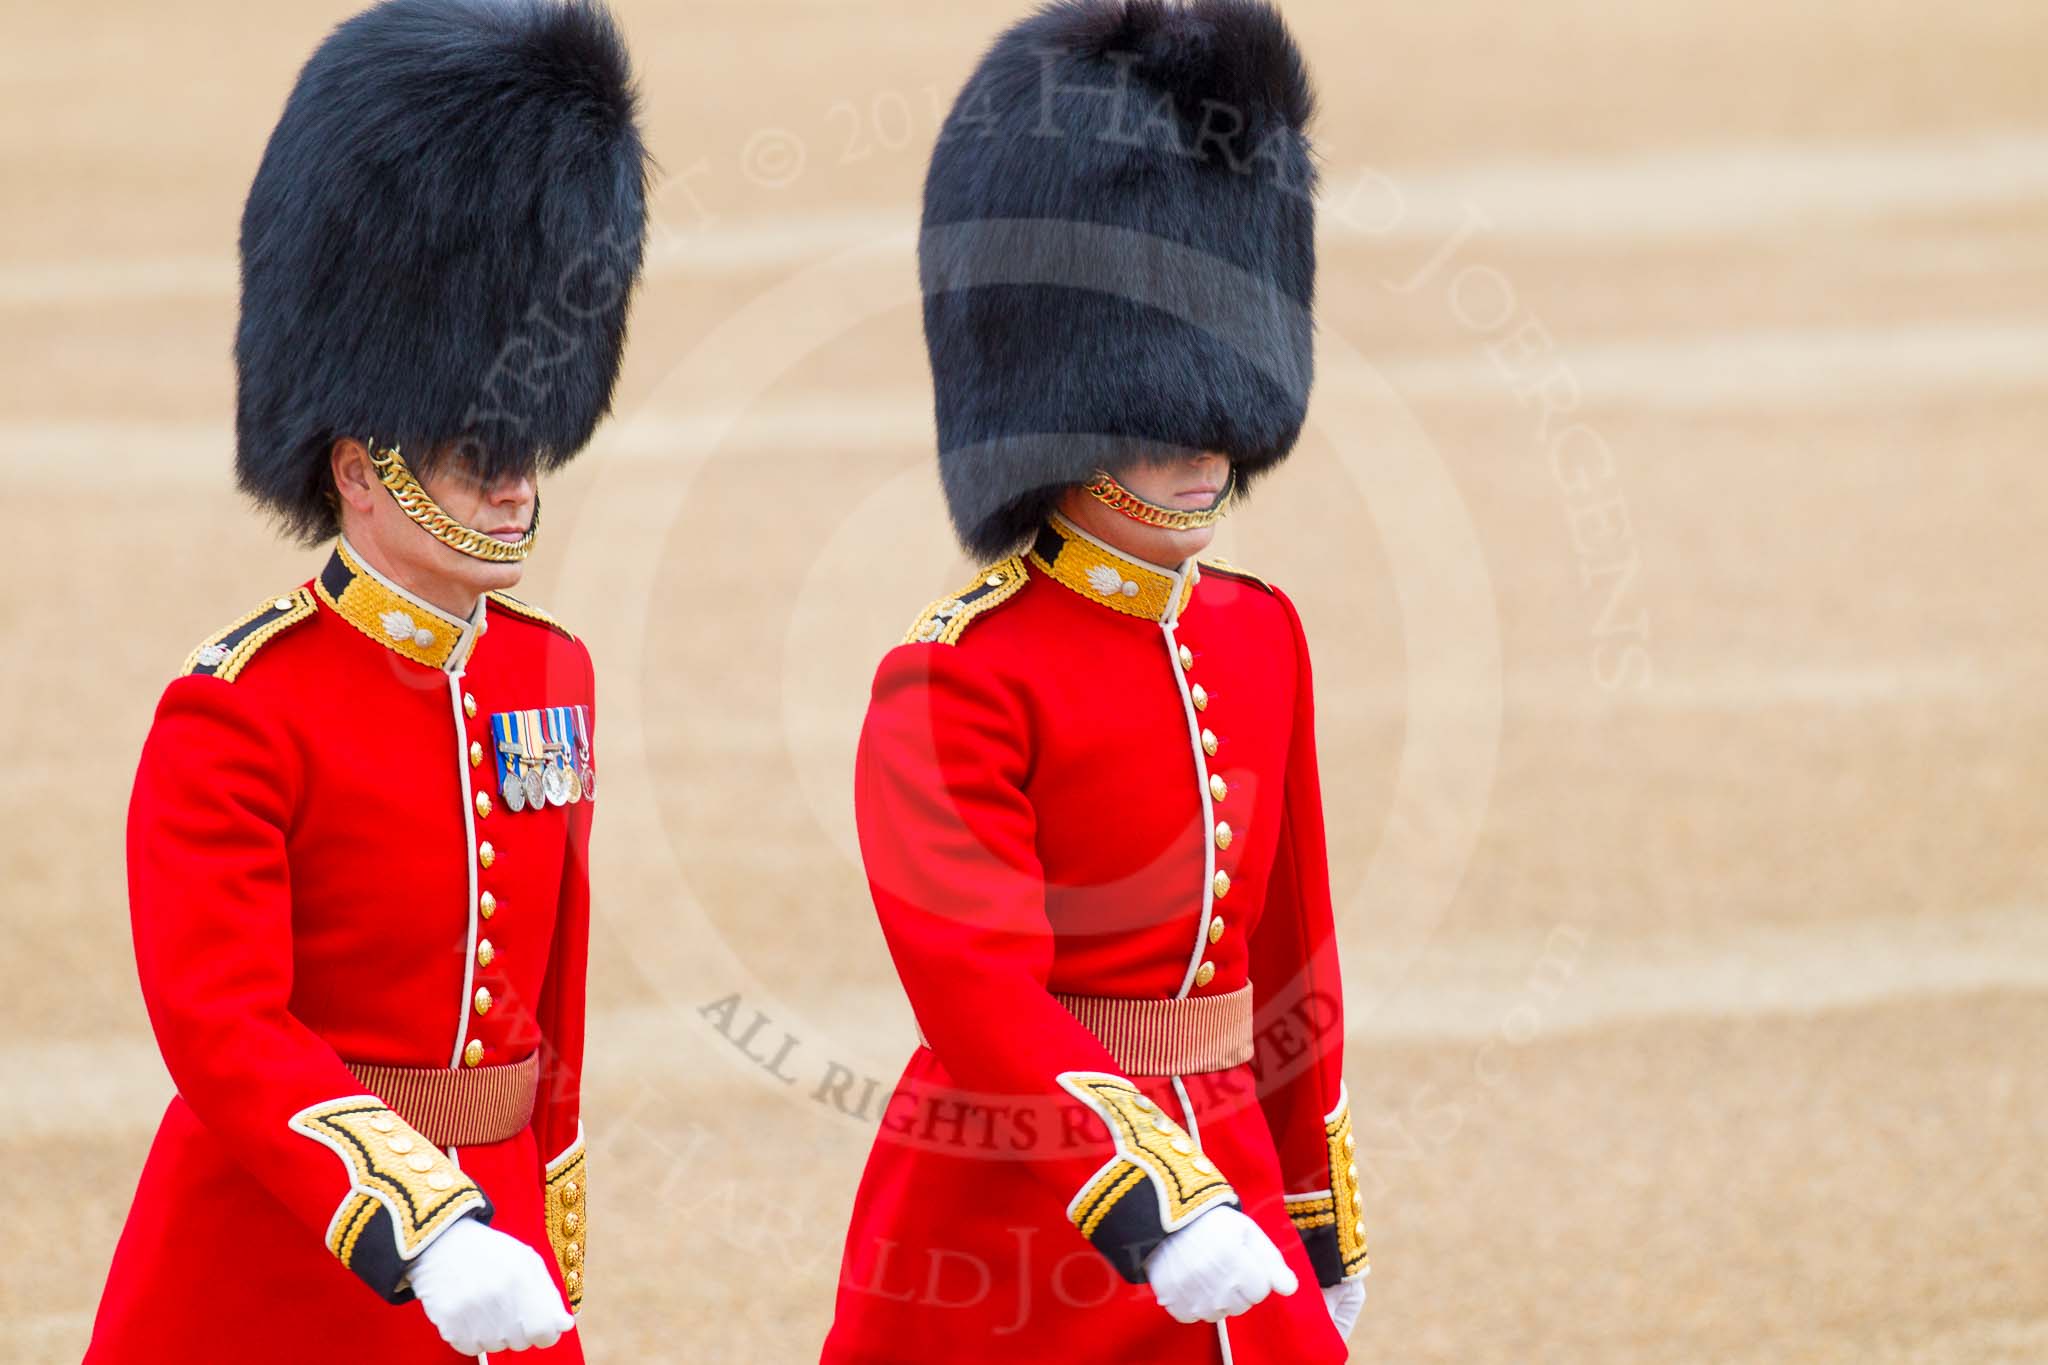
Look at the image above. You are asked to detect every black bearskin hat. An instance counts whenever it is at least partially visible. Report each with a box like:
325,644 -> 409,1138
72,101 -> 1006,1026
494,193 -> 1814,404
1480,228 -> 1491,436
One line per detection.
920,0 -> 1317,560
236,0 -> 650,543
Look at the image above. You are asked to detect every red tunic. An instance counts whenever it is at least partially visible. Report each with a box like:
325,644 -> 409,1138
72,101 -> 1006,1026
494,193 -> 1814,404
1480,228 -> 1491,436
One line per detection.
823,514 -> 1368,1362
89,539 -> 594,1362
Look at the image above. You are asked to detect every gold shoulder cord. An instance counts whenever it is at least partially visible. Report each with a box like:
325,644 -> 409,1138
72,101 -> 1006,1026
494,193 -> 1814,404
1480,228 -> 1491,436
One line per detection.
903,556 -> 1029,646
370,443 -> 539,563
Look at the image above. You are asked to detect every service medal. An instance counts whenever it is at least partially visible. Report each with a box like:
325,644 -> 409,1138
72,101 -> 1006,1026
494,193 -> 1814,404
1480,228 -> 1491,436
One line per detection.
540,707 -> 570,807
491,713 -> 527,812
573,704 -> 596,801
519,711 -> 546,810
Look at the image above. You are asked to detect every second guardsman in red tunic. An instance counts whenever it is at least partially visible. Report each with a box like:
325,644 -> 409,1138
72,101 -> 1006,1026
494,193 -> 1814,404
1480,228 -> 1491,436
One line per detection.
87,1 -> 648,1358
824,3 -> 1368,1360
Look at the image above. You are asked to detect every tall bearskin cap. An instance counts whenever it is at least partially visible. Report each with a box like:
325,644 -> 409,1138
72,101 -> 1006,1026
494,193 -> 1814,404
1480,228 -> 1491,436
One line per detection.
236,0 -> 650,542
920,0 -> 1317,559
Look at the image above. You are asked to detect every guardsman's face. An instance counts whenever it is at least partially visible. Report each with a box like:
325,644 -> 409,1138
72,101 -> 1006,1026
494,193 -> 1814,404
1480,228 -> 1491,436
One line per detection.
330,438 -> 536,611
1061,451 -> 1231,569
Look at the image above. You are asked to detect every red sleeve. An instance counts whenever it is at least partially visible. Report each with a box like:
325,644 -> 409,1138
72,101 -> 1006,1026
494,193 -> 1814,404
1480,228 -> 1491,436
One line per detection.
1247,588 -> 1368,1287
534,644 -> 593,1311
856,642 -> 1237,1281
128,676 -> 490,1303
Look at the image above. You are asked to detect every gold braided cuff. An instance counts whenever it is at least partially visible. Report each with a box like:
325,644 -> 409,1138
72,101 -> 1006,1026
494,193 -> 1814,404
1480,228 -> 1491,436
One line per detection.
544,1131 -> 587,1311
370,442 -> 539,563
1059,1071 -> 1236,1284
1082,467 -> 1236,532
1285,1088 -> 1369,1286
289,1095 -> 491,1304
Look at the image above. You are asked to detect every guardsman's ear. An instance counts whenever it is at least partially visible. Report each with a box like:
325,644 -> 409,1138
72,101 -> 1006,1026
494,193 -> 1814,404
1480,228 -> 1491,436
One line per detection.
329,438 -> 379,521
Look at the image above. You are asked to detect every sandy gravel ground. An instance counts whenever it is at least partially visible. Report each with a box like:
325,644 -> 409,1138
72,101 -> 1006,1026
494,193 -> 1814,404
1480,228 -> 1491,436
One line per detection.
4,1 -> 2046,1360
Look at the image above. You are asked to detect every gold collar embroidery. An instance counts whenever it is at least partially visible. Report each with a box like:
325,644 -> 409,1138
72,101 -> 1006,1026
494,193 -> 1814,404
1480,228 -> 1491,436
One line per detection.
317,537 -> 486,674
1028,512 -> 1199,625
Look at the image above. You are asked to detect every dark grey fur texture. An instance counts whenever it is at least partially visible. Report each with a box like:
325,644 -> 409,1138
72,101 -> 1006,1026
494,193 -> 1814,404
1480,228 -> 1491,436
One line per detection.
921,0 -> 1318,559
235,0 -> 650,542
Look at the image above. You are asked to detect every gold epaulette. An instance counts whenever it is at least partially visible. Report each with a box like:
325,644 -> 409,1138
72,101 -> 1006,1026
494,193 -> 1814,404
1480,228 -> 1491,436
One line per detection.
485,590 -> 575,641
1198,556 -> 1274,593
902,555 -> 1028,646
180,587 -> 318,682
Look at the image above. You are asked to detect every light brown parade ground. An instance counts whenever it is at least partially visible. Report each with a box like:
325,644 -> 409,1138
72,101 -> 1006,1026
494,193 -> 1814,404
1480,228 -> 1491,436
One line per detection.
5,1 -> 2046,1360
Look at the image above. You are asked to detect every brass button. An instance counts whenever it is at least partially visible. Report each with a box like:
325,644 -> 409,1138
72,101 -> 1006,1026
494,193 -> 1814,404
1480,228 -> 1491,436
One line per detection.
388,1134 -> 415,1155
1352,1190 -> 1364,1210
1348,1163 -> 1360,1182
986,573 -> 1005,588
478,842 -> 495,869
566,1269 -> 581,1288
477,939 -> 495,968
562,1181 -> 581,1205
463,1039 -> 484,1067
474,791 -> 491,818
1177,644 -> 1194,671
368,1115 -> 395,1134
273,597 -> 296,612
1213,870 -> 1231,898
1353,1221 -> 1365,1239
1201,728 -> 1219,756
469,741 -> 483,767
1150,1114 -> 1174,1134
1192,1156 -> 1217,1175
406,1151 -> 435,1173
1208,917 -> 1226,944
1343,1131 -> 1356,1152
1191,684 -> 1209,711
479,890 -> 496,919
463,692 -> 477,718
564,1212 -> 581,1234
1214,821 -> 1233,850
1169,1136 -> 1193,1156
473,986 -> 492,1016
428,1170 -> 456,1191
564,1241 -> 583,1267
1209,774 -> 1228,801
1194,961 -> 1216,988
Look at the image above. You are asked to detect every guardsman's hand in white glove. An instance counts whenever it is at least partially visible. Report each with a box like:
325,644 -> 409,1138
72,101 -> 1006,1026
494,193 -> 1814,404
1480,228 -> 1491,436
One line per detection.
1322,1273 -> 1367,1339
1144,1204 -> 1299,1324
407,1216 -> 575,1354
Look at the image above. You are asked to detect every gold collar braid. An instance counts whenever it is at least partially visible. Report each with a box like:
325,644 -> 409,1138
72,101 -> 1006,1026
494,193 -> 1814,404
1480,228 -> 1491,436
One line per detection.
1030,513 -> 1198,624
369,443 -> 539,563
1083,466 -> 1236,532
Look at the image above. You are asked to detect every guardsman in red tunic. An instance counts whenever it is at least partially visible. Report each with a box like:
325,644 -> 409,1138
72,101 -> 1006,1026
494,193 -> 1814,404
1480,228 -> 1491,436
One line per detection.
823,2 -> 1368,1360
87,1 -> 648,1358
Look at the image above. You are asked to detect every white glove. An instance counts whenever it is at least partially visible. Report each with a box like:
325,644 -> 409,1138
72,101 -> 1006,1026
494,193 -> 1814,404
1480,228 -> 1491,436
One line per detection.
406,1215 -> 575,1355
1144,1204 -> 1299,1324
1322,1273 -> 1367,1339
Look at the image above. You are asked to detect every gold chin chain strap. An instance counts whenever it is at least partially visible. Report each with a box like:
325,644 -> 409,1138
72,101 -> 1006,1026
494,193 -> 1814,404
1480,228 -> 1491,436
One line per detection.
369,443 -> 539,563
1083,466 -> 1236,532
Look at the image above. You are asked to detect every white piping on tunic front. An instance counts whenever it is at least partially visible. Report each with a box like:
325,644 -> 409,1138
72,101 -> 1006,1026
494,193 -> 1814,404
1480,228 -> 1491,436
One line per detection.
446,666 -> 483,1069
1170,1075 -> 1233,1363
1164,602 -> 1216,1001
446,1144 -> 488,1365
1046,512 -> 1214,998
